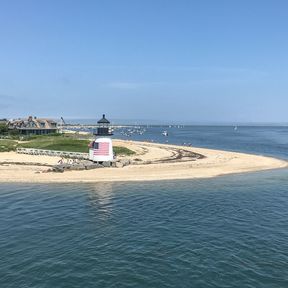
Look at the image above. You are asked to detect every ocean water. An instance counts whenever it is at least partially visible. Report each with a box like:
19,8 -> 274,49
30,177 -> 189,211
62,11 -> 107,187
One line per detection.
1,126 -> 288,287
114,125 -> 288,159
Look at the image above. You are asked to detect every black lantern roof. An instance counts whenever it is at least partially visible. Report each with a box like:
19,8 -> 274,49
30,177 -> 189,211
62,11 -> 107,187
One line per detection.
97,114 -> 110,124
95,114 -> 113,136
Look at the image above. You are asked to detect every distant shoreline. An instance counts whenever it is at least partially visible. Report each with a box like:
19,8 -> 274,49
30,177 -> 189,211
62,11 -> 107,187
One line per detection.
0,139 -> 286,183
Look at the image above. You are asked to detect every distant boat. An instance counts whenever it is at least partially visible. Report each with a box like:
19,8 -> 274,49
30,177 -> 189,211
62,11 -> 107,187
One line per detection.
234,126 -> 238,131
162,130 -> 168,136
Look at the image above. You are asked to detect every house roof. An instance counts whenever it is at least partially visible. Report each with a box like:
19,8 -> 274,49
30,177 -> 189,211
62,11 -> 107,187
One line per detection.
8,116 -> 58,130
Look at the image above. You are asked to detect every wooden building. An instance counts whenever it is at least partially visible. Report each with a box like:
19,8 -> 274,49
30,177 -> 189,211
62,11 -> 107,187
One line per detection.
8,116 -> 58,135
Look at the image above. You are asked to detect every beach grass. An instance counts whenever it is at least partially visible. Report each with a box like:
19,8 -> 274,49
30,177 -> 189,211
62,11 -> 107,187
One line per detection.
19,137 -> 91,153
0,135 -> 135,155
0,140 -> 18,152
113,146 -> 135,156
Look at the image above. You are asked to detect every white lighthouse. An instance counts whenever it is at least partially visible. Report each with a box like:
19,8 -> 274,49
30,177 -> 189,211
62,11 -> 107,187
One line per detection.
89,114 -> 114,163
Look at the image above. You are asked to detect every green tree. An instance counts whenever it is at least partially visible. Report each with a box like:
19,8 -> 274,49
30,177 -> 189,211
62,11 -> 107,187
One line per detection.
9,129 -> 20,139
0,123 -> 8,135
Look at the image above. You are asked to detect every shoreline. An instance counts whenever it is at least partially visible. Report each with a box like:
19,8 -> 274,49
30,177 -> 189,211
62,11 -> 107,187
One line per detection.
0,140 -> 286,183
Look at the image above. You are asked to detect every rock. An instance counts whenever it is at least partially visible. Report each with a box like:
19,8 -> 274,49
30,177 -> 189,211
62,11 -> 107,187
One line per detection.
85,165 -> 97,170
119,159 -> 131,166
116,162 -> 124,168
72,164 -> 86,170
85,163 -> 103,170
52,166 -> 64,173
81,160 -> 93,166
102,161 -> 112,167
51,160 -> 116,172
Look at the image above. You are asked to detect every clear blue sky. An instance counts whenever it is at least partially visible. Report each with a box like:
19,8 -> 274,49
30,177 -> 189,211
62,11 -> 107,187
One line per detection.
0,0 -> 287,123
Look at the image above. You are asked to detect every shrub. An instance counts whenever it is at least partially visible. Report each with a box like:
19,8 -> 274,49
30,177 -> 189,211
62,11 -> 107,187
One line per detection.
0,123 -> 8,135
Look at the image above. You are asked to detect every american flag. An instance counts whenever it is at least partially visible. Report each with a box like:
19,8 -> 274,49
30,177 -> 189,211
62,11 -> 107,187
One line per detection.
93,142 -> 110,156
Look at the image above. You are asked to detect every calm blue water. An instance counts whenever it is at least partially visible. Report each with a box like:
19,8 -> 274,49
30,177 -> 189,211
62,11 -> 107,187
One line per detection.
1,126 -> 288,287
114,125 -> 288,159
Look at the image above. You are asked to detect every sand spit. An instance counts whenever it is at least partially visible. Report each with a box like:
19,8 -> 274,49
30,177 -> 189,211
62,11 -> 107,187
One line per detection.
0,140 -> 286,183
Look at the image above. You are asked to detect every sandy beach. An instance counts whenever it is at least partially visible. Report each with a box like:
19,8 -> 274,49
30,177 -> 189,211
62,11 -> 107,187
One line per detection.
0,140 -> 286,183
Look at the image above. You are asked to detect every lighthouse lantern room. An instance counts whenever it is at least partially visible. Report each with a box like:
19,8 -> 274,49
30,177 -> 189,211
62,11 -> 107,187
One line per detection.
89,114 -> 114,163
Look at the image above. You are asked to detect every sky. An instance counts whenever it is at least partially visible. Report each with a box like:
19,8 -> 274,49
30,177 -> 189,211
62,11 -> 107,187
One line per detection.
0,0 -> 288,123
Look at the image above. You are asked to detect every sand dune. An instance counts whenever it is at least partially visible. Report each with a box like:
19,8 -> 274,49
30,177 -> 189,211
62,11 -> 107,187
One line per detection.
0,140 -> 286,183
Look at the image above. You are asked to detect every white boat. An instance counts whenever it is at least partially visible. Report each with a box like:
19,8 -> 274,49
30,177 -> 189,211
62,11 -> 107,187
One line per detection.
162,130 -> 168,136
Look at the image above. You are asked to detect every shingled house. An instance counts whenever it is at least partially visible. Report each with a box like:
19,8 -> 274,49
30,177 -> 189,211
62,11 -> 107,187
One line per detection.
8,116 -> 58,135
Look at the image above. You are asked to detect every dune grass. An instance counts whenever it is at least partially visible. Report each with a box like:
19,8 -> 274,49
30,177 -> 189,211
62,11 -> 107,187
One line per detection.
0,140 -> 18,152
0,135 -> 135,155
113,146 -> 135,156
19,137 -> 91,153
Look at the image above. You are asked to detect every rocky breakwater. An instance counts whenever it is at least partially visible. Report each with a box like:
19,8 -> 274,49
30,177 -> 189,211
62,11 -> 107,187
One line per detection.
50,159 -> 132,173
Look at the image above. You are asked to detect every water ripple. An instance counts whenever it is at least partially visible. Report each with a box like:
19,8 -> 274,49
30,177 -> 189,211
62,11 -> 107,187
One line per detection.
1,174 -> 288,287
